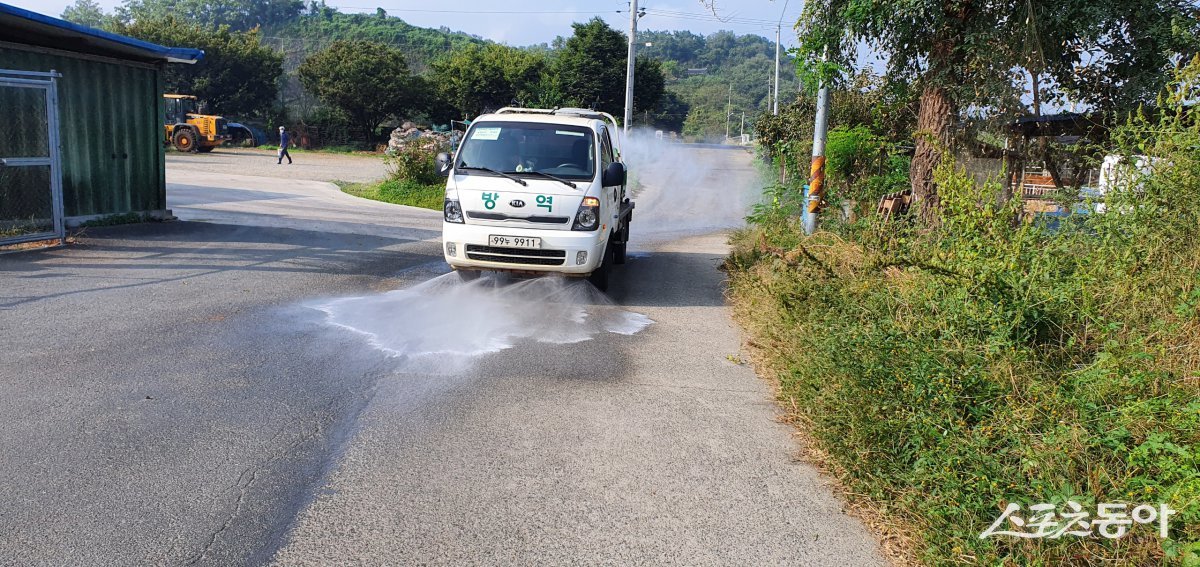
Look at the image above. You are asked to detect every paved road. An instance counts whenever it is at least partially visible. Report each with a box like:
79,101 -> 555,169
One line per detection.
0,144 -> 884,565
165,167 -> 440,239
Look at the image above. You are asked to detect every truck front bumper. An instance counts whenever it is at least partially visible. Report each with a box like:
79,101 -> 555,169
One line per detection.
443,222 -> 608,275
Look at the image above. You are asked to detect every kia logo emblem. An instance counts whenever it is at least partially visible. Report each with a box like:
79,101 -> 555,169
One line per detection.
509,199 -> 526,208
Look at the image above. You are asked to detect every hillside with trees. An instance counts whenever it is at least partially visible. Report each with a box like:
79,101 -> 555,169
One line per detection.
59,0 -> 792,145
639,30 -> 797,139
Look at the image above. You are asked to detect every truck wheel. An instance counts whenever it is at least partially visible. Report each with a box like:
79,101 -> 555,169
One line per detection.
613,225 -> 628,265
172,129 -> 197,152
588,243 -> 613,292
456,269 -> 481,281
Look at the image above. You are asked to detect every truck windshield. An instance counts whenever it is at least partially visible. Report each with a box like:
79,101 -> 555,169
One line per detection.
456,122 -> 595,181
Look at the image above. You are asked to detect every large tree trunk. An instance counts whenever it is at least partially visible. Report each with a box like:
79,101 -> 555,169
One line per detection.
910,84 -> 955,223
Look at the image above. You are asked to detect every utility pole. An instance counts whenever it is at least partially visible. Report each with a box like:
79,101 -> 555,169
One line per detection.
803,50 -> 830,235
725,83 -> 732,141
623,0 -> 639,135
773,0 -> 789,115
773,25 -> 781,115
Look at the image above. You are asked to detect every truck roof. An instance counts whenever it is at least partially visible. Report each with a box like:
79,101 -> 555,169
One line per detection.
471,112 -> 603,130
470,107 -> 623,156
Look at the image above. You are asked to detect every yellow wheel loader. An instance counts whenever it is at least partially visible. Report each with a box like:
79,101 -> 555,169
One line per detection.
163,94 -> 230,153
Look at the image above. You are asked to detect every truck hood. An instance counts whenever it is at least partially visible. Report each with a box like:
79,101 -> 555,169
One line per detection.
449,173 -> 588,231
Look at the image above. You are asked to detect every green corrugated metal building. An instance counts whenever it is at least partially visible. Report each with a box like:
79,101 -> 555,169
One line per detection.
0,3 -> 202,225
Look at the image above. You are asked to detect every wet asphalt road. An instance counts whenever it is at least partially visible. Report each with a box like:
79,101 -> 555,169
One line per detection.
0,144 -> 884,565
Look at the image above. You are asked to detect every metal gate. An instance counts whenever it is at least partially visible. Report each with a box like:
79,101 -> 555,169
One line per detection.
0,69 -> 64,246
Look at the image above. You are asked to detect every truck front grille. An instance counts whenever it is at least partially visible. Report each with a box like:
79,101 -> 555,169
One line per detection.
467,211 -> 570,224
465,245 -> 566,266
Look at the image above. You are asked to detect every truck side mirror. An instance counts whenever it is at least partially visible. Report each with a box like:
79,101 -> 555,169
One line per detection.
602,162 -> 626,187
436,152 -> 452,177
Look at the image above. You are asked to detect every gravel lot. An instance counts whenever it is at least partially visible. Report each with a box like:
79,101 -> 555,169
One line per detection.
166,147 -> 389,183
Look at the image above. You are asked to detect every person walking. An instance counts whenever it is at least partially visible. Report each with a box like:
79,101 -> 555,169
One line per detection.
277,126 -> 292,165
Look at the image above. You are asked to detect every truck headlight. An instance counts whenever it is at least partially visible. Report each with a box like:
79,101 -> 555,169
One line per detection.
571,197 -> 601,231
444,199 -> 464,223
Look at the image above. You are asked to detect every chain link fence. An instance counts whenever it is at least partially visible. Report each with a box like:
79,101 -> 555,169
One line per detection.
1,71 -> 63,247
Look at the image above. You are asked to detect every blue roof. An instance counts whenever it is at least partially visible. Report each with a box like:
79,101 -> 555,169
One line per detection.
0,2 -> 203,64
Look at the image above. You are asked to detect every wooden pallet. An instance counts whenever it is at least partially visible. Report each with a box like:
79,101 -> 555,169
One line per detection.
877,189 -> 913,218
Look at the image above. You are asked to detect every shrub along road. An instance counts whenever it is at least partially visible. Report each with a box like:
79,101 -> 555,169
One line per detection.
0,146 -> 884,565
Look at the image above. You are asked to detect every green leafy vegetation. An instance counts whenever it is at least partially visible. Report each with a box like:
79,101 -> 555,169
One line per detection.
114,0 -> 303,31
638,30 -> 798,140
60,0 -> 114,28
728,62 -> 1200,566
298,40 -> 426,144
114,16 -> 283,119
268,4 -> 487,72
62,0 -> 788,145
794,0 -> 1200,222
549,18 -> 665,120
337,144 -> 444,210
429,43 -> 549,119
336,179 -> 442,211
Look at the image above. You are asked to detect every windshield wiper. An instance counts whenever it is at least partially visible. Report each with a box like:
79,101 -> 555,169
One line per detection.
519,170 -> 577,188
457,164 -> 527,186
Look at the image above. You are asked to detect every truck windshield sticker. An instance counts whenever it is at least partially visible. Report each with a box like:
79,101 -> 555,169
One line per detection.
471,127 -> 502,141
482,192 -> 499,210
555,130 -> 585,137
536,195 -> 553,212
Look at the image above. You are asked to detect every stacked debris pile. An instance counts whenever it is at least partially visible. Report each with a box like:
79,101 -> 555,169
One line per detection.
386,122 -> 460,154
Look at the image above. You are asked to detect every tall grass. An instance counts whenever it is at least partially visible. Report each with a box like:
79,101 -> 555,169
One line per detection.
728,61 -> 1200,565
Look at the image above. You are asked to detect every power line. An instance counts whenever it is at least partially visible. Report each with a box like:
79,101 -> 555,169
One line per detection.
644,8 -> 781,25
326,6 -> 624,15
641,10 -> 780,29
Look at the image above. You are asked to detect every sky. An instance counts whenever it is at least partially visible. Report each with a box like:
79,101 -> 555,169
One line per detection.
7,0 -> 808,47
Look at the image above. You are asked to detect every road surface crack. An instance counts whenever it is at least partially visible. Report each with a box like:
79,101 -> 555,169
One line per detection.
184,409 -> 337,565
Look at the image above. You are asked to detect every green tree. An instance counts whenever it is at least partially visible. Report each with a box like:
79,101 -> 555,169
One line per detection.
118,17 -> 283,118
116,0 -> 303,31
552,18 -> 665,119
553,18 -> 628,113
795,0 -> 1199,222
299,40 -> 422,142
644,91 -> 689,133
633,56 -> 666,119
61,0 -> 111,28
274,8 -> 486,74
430,44 -> 547,119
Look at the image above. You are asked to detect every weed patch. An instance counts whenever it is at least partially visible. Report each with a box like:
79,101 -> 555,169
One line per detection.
728,64 -> 1200,565
337,179 -> 442,211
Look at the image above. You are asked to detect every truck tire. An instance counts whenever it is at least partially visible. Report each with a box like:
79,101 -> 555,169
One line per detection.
456,269 -> 481,281
172,128 -> 197,152
613,225 -> 628,265
588,243 -> 613,292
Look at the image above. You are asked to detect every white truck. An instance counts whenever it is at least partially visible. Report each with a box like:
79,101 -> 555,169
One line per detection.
437,108 -> 633,291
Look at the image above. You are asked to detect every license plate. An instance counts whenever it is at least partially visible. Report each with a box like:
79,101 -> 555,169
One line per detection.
489,235 -> 541,249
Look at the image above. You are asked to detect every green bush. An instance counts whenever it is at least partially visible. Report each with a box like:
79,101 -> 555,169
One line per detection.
824,125 -> 880,200
385,144 -> 441,185
729,61 -> 1200,565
